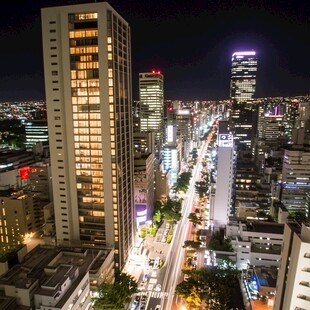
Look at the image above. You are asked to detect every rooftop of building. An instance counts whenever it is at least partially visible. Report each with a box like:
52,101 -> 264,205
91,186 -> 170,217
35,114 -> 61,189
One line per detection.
0,245 -> 113,307
254,266 -> 278,288
238,201 -> 260,208
245,221 -> 284,235
0,188 -> 29,199
0,296 -> 29,310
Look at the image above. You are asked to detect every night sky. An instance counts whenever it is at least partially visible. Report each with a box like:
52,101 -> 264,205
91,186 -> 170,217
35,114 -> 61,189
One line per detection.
0,0 -> 309,101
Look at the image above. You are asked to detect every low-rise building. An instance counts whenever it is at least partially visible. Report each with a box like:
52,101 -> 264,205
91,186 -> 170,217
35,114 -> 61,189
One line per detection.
227,220 -> 284,269
0,245 -> 114,309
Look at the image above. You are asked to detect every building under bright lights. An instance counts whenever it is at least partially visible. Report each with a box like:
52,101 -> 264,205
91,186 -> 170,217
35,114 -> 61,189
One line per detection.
230,51 -> 258,103
41,2 -> 134,268
139,71 -> 164,159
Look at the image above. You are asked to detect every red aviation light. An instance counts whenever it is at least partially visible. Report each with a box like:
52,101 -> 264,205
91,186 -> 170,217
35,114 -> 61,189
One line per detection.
151,69 -> 162,74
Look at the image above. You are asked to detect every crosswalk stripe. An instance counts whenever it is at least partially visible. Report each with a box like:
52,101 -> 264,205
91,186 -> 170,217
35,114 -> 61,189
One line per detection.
149,291 -> 169,298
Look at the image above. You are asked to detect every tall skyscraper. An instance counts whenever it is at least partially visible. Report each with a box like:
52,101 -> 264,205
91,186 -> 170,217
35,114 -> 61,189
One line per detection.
139,71 -> 164,159
230,51 -> 257,103
211,124 -> 235,228
41,2 -> 134,268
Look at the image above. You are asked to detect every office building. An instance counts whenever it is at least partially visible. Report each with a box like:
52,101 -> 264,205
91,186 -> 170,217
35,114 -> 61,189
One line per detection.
0,245 -> 114,309
166,106 -> 193,161
229,102 -> 258,151
139,71 -> 164,159
281,148 -> 310,217
41,2 -> 134,268
211,129 -> 235,228
230,51 -> 257,103
274,222 -> 310,310
162,124 -> 182,186
227,220 -> 284,270
133,132 -> 155,226
24,120 -> 49,150
292,102 -> 310,146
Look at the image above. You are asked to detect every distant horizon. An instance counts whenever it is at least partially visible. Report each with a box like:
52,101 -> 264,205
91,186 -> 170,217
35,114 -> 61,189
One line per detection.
0,94 -> 309,105
0,1 -> 309,102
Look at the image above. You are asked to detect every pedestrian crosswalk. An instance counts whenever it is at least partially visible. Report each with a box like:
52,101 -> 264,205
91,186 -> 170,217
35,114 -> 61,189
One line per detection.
148,291 -> 169,298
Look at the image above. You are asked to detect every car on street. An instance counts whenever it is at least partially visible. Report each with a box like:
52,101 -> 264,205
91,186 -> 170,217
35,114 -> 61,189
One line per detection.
155,283 -> 161,291
139,281 -> 146,290
143,273 -> 148,282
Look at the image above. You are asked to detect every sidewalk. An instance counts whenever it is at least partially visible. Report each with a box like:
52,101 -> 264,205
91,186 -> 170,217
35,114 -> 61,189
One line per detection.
144,221 -> 171,262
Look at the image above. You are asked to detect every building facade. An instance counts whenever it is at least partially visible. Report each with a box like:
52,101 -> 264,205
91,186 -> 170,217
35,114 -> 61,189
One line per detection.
274,223 -> 310,310
281,148 -> 310,217
139,71 -> 164,159
230,51 -> 257,103
211,132 -> 235,228
41,2 -> 134,268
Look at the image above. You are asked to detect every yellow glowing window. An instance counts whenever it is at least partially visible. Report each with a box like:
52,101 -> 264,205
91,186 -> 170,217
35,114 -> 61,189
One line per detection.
109,88 -> 113,95
111,149 -> 115,155
79,216 -> 84,222
77,71 -> 87,79
108,45 -> 112,52
108,69 -> 113,77
93,211 -> 104,217
109,96 -> 114,103
114,224 -> 118,229
107,37 -> 112,44
71,71 -> 77,79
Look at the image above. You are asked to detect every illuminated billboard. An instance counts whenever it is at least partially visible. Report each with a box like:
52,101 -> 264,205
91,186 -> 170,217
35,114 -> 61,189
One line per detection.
19,166 -> 30,180
218,134 -> 233,147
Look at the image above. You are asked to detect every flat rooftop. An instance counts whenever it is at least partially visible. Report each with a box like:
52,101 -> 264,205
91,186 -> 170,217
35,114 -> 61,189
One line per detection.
246,221 -> 284,234
0,245 -> 113,308
254,266 -> 278,288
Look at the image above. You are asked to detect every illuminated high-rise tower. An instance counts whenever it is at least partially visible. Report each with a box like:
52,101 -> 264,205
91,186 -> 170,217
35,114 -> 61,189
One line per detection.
139,71 -> 164,159
230,51 -> 257,103
41,2 -> 134,268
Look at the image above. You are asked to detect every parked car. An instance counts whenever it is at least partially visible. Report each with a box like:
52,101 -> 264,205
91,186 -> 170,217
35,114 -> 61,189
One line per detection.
155,283 -> 161,291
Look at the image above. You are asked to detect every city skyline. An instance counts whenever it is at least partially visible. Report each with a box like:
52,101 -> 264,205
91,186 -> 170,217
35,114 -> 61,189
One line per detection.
0,0 -> 309,101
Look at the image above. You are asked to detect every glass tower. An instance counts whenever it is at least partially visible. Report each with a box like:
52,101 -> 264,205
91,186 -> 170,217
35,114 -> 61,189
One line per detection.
139,71 -> 164,159
230,51 -> 257,103
41,2 -> 134,268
